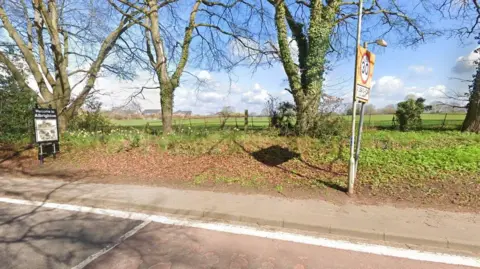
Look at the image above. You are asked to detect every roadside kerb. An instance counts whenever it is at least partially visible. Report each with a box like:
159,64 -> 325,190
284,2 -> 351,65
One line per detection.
1,181 -> 478,255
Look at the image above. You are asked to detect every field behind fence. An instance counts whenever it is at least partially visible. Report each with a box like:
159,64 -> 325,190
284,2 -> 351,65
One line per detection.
111,113 -> 466,131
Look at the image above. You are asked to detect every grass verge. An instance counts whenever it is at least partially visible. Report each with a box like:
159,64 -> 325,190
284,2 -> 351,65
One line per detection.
1,128 -> 479,211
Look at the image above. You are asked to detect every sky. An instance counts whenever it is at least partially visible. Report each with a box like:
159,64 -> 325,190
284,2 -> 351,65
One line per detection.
92,35 -> 478,115
2,1 -> 478,115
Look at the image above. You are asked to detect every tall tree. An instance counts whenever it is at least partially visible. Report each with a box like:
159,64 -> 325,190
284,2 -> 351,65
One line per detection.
109,0 -> 263,133
0,0 -> 140,130
436,0 -> 480,132
463,46 -> 480,132
263,0 -> 434,134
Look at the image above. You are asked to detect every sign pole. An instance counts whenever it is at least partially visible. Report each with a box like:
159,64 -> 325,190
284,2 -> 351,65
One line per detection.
348,0 -> 363,195
354,42 -> 369,177
355,102 -> 365,176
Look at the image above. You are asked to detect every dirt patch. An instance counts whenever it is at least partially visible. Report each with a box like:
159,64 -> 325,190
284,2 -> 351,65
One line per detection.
1,145 -> 478,213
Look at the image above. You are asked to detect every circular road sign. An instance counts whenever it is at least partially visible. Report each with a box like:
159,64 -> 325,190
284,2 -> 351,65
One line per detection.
360,53 -> 370,84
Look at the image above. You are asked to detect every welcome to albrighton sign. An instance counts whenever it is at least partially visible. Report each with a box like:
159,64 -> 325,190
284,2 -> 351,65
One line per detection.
33,106 -> 60,162
355,45 -> 376,103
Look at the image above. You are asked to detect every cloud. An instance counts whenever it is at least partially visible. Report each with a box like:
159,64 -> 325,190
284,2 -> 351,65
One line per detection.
229,82 -> 244,94
372,76 -> 404,98
452,50 -> 479,74
241,83 -> 270,104
408,65 -> 433,76
196,70 -> 212,80
369,76 -> 446,106
197,91 -> 225,103
406,85 -> 446,100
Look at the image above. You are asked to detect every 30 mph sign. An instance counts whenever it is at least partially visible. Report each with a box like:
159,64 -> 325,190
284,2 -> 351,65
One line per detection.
355,46 -> 376,103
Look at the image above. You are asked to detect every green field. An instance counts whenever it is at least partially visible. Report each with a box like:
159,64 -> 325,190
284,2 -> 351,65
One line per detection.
112,113 -> 466,130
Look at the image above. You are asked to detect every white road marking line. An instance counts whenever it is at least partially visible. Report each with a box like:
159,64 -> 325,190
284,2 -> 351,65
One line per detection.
71,220 -> 151,269
0,197 -> 479,268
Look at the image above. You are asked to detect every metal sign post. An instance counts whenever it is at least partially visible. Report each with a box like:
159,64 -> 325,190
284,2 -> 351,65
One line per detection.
348,5 -> 378,194
348,0 -> 364,195
354,42 -> 374,177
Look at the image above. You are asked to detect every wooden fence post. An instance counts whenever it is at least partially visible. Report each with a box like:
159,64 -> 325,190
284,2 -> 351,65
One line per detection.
251,116 -> 254,127
244,110 -> 248,132
441,113 -> 448,129
235,117 -> 238,128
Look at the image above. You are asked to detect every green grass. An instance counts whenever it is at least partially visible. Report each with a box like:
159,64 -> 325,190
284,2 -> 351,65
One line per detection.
112,117 -> 271,128
57,124 -> 479,208
112,114 -> 466,130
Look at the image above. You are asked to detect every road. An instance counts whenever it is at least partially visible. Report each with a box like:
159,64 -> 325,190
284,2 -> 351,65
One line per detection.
0,200 -> 477,269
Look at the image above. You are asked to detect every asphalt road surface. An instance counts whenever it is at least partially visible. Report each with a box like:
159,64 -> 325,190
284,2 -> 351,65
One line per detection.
0,201 -> 476,269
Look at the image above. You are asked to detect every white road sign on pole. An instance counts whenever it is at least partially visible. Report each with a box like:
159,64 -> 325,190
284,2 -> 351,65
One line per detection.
355,46 -> 375,103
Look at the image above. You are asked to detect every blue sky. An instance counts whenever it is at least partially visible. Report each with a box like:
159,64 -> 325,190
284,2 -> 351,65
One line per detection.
2,1 -> 477,115
94,35 -> 477,115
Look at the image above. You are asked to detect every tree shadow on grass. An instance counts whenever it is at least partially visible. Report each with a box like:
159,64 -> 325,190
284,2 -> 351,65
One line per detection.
251,145 -> 300,166
234,141 -> 347,193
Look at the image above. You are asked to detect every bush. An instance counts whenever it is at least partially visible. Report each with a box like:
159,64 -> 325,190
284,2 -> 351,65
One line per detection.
271,101 -> 297,135
309,114 -> 349,140
266,94 -> 348,138
0,73 -> 36,142
396,98 -> 426,131
68,97 -> 113,132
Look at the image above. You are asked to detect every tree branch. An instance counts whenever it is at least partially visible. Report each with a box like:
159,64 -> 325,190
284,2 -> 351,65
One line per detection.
0,4 -> 52,102
171,0 -> 202,84
268,0 -> 301,94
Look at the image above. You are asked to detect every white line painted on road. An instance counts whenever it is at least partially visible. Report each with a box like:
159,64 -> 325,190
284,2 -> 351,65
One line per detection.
0,197 -> 479,268
71,220 -> 151,269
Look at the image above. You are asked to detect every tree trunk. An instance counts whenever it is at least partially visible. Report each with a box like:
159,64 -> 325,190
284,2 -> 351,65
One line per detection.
295,91 -> 321,135
461,76 -> 480,132
161,87 -> 174,134
58,113 -> 69,132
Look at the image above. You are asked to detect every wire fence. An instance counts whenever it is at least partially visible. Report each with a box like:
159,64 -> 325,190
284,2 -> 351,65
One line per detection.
110,113 -> 465,133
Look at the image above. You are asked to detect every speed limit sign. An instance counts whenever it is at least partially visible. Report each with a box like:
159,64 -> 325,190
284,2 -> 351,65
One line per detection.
360,54 -> 370,83
355,46 -> 376,103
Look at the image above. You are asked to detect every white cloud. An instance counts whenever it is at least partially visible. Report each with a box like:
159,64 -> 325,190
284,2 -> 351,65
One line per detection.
196,70 -> 212,80
424,85 -> 446,99
230,82 -> 244,94
241,83 -> 270,104
408,65 -> 433,75
453,50 -> 479,74
197,91 -> 225,103
369,76 -> 446,106
372,76 -> 404,97
407,85 -> 446,100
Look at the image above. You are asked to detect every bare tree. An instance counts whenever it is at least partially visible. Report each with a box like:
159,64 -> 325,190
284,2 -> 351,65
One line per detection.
0,0 -> 140,130
435,0 -> 480,132
462,49 -> 480,132
260,0 -> 437,135
218,105 -> 235,129
109,0 -> 267,133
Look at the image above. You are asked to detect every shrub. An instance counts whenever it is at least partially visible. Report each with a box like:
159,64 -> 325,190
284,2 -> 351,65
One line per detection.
309,114 -> 349,140
396,98 -> 426,131
0,72 -> 36,142
271,101 -> 297,135
68,97 -> 113,133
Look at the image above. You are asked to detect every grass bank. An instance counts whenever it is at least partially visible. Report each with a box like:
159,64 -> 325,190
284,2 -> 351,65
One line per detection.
2,127 -> 478,211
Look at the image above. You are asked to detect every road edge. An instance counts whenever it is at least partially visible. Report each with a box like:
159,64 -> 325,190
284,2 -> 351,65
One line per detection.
1,188 -> 478,255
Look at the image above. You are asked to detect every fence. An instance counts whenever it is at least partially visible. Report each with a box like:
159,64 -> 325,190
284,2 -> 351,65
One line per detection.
363,113 -> 465,130
106,113 -> 466,133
